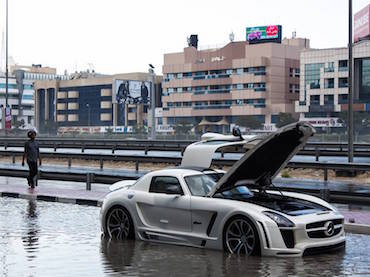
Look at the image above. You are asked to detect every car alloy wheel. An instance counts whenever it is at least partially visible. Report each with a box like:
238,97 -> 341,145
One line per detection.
225,217 -> 256,255
107,207 -> 132,240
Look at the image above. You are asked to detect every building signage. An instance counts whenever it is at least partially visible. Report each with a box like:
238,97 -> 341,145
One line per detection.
246,25 -> 282,44
211,56 -> 225,62
300,117 -> 344,128
113,80 -> 151,105
354,4 -> 370,42
5,107 -> 11,129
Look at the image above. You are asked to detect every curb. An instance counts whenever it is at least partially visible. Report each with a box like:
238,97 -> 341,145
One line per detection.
344,223 -> 370,235
0,191 -> 102,207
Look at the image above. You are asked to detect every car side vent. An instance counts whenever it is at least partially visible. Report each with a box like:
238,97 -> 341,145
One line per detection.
280,229 -> 295,248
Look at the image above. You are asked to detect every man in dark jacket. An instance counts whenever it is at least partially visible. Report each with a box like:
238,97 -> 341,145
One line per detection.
22,130 -> 42,188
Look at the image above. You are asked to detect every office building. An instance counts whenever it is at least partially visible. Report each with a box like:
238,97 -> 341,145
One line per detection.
162,35 -> 309,132
34,72 -> 162,133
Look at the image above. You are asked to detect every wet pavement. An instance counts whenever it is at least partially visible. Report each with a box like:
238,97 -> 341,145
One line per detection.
0,197 -> 370,276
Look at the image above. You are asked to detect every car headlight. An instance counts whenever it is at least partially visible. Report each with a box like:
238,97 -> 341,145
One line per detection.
263,211 -> 295,228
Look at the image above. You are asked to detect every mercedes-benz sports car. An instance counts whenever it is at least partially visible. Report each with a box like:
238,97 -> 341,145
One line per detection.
100,122 -> 345,257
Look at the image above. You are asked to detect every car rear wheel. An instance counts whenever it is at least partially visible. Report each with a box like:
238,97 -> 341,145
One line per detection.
224,216 -> 260,255
106,206 -> 134,240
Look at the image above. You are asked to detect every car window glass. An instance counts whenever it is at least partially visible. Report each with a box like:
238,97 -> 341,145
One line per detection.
185,174 -> 217,197
149,176 -> 183,195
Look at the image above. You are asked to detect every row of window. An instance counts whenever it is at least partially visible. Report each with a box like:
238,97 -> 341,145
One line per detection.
163,66 -> 266,82
165,98 -> 266,109
24,73 -> 69,81
0,83 -> 33,90
164,83 -> 266,95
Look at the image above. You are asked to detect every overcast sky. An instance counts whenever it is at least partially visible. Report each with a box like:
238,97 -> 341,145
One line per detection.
0,0 -> 369,75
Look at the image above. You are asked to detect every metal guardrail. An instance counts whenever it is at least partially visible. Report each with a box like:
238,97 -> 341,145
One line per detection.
1,149 -> 369,182
0,162 -> 369,205
0,137 -> 369,156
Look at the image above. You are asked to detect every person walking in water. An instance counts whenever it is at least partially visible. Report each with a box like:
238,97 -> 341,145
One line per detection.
22,130 -> 42,189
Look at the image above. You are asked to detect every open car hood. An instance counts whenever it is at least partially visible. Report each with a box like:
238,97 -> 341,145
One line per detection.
208,122 -> 315,197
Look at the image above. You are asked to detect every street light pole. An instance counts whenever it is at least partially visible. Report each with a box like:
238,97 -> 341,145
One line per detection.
348,0 -> 354,162
5,0 -> 8,108
149,65 -> 156,140
86,103 -> 91,127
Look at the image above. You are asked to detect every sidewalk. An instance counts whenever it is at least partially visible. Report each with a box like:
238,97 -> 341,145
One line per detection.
0,175 -> 369,234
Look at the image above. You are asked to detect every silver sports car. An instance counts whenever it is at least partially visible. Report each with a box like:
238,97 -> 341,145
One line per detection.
100,122 -> 345,257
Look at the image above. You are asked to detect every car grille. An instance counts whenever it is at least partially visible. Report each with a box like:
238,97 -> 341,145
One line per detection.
306,219 -> 344,239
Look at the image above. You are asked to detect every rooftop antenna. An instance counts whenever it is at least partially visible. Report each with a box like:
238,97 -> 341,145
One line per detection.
229,31 -> 235,42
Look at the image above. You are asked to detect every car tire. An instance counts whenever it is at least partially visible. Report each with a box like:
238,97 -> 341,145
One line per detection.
223,215 -> 260,256
106,206 -> 134,240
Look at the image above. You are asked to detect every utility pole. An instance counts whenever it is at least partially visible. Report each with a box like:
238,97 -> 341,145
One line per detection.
348,0 -> 354,162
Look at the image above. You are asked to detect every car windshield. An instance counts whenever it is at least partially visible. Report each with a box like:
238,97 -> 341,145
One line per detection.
184,174 -> 217,197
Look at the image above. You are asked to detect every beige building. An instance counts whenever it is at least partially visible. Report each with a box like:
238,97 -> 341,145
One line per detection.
162,37 -> 310,131
34,72 -> 162,133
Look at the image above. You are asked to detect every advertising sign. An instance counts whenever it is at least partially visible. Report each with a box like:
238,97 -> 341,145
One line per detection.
5,107 -> 11,129
354,4 -> 370,42
300,117 -> 344,128
246,25 -> 282,44
113,80 -> 151,104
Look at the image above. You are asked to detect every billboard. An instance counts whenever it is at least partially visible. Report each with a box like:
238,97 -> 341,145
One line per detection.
113,80 -> 151,104
354,4 -> 370,42
246,25 -> 282,44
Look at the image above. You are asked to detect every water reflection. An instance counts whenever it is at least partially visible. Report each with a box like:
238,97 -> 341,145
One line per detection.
100,237 -> 348,276
22,200 -> 40,261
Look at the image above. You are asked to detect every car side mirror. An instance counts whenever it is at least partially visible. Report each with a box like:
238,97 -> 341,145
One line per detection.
165,185 -> 183,195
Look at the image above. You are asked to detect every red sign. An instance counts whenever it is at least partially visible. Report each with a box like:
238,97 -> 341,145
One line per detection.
266,25 -> 278,37
5,107 -> 11,129
354,4 -> 370,42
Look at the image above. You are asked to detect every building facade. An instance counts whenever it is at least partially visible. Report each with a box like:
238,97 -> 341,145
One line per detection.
0,64 -> 67,128
162,37 -> 309,132
296,40 -> 370,125
34,72 -> 162,133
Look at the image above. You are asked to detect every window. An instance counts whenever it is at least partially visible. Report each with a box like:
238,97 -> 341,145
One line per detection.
149,176 -> 184,195
177,73 -> 183,79
324,78 -> 334,89
310,95 -> 320,105
289,68 -> 294,77
338,94 -> 348,104
339,77 -> 348,88
295,84 -> 300,93
339,60 -> 348,71
289,84 -> 293,93
185,174 -> 217,196
324,95 -> 334,105
236,68 -> 243,75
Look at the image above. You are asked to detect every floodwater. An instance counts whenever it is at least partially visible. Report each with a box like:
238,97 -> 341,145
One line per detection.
0,197 -> 370,277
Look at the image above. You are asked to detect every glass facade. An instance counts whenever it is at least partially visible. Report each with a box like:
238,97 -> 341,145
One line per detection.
360,58 -> 370,101
305,63 -> 324,90
57,84 -> 113,126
